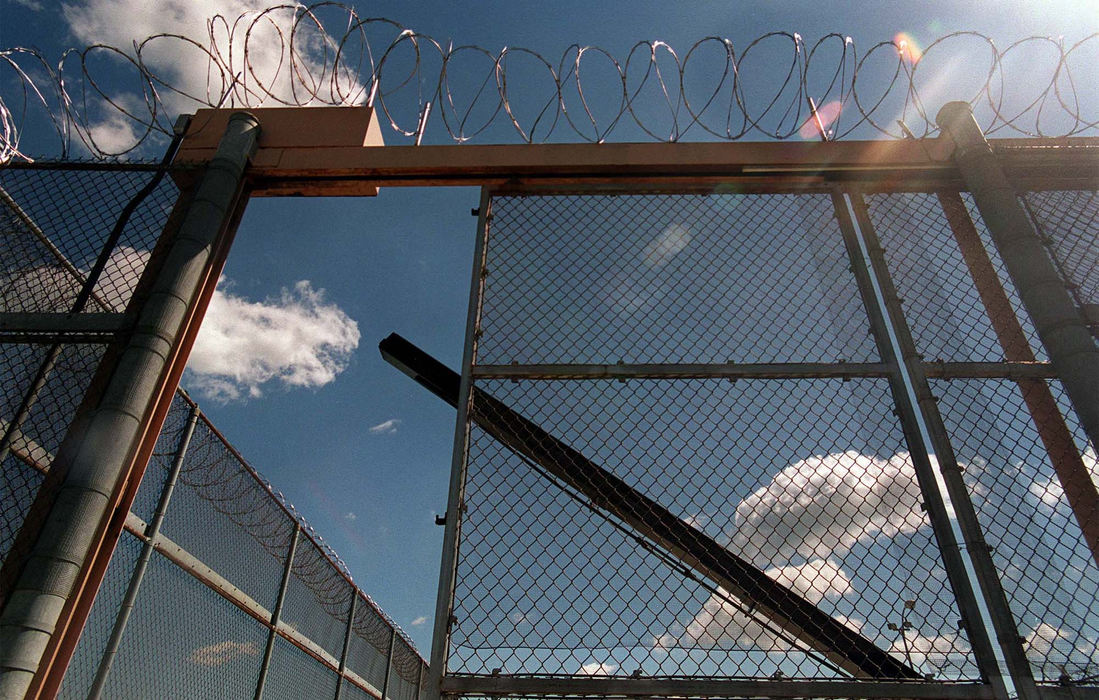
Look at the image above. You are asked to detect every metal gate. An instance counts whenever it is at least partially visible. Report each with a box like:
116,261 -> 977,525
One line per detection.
420,112 -> 1099,699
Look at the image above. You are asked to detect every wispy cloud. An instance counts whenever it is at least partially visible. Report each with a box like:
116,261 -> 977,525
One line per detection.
188,640 -> 260,667
187,278 -> 360,402
344,512 -> 357,521
641,223 -> 691,268
411,615 -> 428,627
369,419 -> 401,435
12,0 -> 43,11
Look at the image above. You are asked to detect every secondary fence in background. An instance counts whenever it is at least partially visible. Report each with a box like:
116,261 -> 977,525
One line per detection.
0,160 -> 426,698
422,147 -> 1099,696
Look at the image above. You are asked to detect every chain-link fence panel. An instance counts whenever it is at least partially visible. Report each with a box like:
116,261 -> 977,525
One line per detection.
440,191 -> 996,692
863,191 -> 1047,364
282,537 -> 355,661
932,378 -> 1099,686
1,160 -> 183,602
454,377 -> 978,681
1022,190 -> 1099,310
860,187 -> 1099,688
264,636 -> 341,700
57,530 -> 144,698
478,193 -> 877,365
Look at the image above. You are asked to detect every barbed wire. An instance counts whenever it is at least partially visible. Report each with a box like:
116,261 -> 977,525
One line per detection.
2,4 -> 1097,160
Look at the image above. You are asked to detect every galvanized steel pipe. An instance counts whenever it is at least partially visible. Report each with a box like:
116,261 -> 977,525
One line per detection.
936,103 -> 1099,448
0,111 -> 259,699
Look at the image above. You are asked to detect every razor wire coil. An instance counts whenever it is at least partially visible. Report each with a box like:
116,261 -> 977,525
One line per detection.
2,3 -> 1099,160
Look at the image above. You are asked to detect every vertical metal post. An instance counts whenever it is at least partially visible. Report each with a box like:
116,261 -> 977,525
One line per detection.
334,593 -> 357,699
426,188 -> 492,700
255,522 -> 300,700
86,401 -> 201,699
845,190 -> 1040,699
0,111 -> 260,700
417,662 -> 425,700
831,192 -> 1011,699
381,627 -> 397,700
938,190 -> 1099,567
937,102 -> 1099,460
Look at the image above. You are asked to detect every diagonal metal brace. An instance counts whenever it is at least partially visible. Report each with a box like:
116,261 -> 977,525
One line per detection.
379,333 -> 921,680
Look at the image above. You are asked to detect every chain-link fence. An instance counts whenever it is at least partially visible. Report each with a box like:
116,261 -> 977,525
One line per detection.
0,160 -> 426,698
422,181 -> 1099,698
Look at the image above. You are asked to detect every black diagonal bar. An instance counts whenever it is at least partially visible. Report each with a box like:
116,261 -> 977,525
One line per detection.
379,333 -> 920,680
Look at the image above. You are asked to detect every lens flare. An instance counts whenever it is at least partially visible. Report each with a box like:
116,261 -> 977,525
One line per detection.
798,100 -> 843,140
894,32 -> 922,64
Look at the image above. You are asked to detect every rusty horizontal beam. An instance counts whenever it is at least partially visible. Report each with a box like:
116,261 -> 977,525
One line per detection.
175,107 -> 1099,195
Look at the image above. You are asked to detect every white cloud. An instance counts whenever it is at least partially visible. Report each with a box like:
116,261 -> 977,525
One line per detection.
579,662 -> 617,676
763,558 -> 853,604
659,560 -> 851,652
411,615 -> 428,627
344,512 -> 357,521
187,278 -> 360,402
1025,622 -> 1097,674
368,419 -> 401,435
12,0 -> 44,10
0,245 -> 148,313
888,631 -> 969,671
61,0 -> 365,140
730,451 -> 928,565
660,450 -> 929,652
1029,447 -> 1099,512
188,640 -> 260,666
641,223 -> 691,268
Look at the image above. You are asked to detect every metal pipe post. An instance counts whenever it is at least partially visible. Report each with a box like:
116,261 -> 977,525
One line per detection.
334,593 -> 356,699
937,102 -> 1099,464
0,111 -> 260,700
87,401 -> 201,699
381,627 -> 397,700
846,191 -> 1039,699
254,522 -> 300,700
425,188 -> 492,700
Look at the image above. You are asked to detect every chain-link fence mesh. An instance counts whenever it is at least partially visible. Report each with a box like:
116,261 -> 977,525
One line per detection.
0,161 -> 426,698
861,186 -> 1099,687
434,186 -> 1099,696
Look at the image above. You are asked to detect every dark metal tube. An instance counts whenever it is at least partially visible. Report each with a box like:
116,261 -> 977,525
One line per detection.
87,401 -> 201,699
254,522 -> 300,700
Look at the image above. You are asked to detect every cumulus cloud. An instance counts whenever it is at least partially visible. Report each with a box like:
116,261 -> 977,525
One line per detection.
660,451 -> 930,652
641,223 -> 691,268
579,662 -> 617,676
368,419 -> 401,435
187,278 -> 360,402
188,640 -> 260,666
411,616 -> 428,627
658,560 -> 852,651
730,451 -> 928,565
888,631 -> 969,670
0,245 -> 148,313
1029,447 -> 1099,512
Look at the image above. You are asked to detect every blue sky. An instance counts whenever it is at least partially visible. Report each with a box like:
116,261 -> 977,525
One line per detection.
3,0 -> 1099,665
